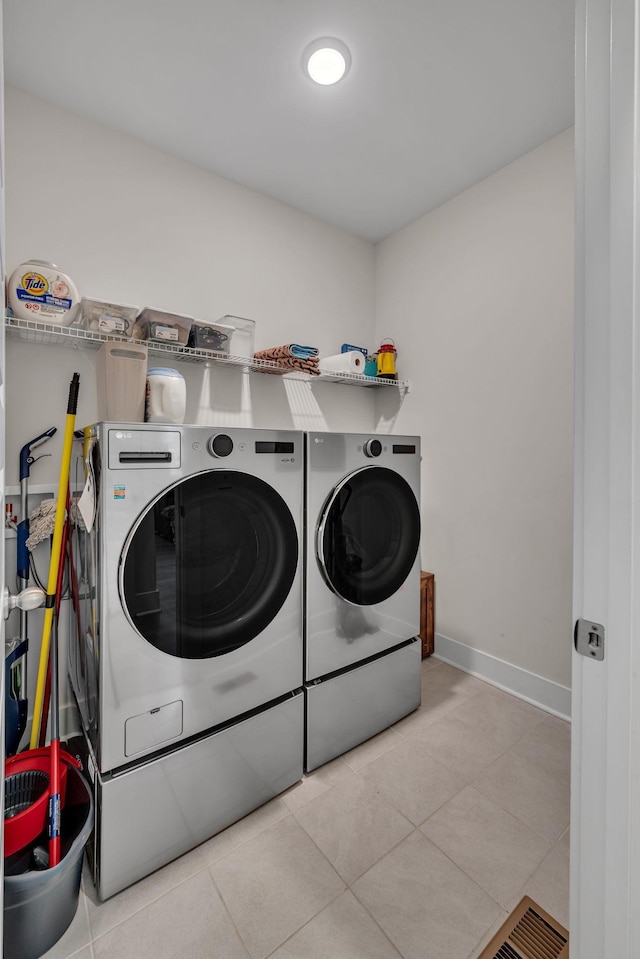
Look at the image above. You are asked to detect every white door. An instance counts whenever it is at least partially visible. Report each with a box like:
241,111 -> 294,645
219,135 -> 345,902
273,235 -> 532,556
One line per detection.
572,0 -> 640,955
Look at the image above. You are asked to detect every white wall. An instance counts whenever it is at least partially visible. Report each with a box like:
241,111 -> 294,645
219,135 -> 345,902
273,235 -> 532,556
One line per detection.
376,129 -> 574,690
3,84 -> 574,719
3,85 -> 387,742
3,85 -> 383,489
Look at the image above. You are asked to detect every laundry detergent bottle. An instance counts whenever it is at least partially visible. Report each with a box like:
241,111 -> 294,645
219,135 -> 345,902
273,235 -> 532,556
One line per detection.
8,259 -> 80,325
145,368 -> 187,424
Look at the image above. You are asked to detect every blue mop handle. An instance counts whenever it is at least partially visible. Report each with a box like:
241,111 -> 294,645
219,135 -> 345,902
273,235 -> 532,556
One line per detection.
16,517 -> 30,583
19,427 -> 57,482
17,427 -> 57,580
4,639 -> 28,756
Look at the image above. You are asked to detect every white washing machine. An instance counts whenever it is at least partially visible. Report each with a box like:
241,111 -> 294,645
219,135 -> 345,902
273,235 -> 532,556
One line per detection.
69,424 -> 304,898
305,431 -> 422,770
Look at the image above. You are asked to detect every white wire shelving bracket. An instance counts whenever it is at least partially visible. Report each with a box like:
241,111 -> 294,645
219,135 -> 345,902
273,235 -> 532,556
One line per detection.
4,316 -> 409,392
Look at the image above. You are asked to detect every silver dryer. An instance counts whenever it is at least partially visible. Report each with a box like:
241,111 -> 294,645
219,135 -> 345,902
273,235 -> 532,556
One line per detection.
305,431 -> 422,771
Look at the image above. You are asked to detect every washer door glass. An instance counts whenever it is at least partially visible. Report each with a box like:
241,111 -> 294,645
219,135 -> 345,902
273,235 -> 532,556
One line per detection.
121,470 -> 299,658
317,466 -> 420,606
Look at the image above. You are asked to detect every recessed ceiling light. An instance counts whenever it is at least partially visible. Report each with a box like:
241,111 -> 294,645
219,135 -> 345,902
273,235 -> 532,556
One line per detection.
303,38 -> 351,86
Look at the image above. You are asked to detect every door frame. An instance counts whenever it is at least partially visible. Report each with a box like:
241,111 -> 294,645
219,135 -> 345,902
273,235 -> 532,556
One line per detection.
571,0 -> 640,954
1,0 -> 7,946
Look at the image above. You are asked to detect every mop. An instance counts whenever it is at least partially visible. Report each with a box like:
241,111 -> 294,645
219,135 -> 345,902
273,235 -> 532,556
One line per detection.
38,489 -> 73,749
28,373 -> 81,868
30,374 -> 80,749
5,427 -> 56,756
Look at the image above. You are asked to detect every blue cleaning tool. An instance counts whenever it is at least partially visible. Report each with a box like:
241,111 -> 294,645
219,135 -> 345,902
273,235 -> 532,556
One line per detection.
5,639 -> 28,756
18,427 -> 57,582
5,426 -> 57,756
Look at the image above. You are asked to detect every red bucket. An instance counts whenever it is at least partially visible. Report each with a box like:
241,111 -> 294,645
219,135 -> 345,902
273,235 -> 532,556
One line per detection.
4,748 -> 80,858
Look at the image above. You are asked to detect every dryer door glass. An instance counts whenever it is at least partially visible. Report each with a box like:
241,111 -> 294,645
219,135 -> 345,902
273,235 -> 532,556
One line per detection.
317,466 -> 420,605
121,470 -> 298,658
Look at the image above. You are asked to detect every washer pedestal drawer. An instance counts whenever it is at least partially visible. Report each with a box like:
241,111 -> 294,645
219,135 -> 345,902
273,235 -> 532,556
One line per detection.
90,691 -> 303,900
304,638 -> 421,772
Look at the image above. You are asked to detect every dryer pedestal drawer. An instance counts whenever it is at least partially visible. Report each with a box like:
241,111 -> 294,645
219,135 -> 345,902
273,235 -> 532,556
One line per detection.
304,639 -> 421,772
91,691 -> 303,900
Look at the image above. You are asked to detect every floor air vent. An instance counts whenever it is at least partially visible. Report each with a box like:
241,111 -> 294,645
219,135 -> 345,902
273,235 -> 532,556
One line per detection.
476,896 -> 569,959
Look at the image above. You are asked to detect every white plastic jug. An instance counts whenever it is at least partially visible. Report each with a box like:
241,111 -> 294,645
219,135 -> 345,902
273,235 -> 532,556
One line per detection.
145,368 -> 186,424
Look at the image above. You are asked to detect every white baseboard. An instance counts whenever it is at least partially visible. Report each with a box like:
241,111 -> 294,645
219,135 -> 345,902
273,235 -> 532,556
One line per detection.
434,632 -> 571,721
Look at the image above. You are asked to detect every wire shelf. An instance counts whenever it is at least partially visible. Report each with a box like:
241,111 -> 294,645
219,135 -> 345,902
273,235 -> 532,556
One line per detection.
4,316 -> 409,391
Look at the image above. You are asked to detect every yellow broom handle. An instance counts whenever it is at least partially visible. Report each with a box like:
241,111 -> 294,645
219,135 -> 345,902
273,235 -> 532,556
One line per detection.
30,374 -> 80,749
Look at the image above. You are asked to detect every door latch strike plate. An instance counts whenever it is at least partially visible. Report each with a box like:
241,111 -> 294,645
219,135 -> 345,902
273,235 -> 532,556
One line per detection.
575,619 -> 605,660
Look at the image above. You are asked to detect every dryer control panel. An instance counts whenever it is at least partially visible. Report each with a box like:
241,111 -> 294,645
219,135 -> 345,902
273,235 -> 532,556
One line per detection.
363,439 -> 382,457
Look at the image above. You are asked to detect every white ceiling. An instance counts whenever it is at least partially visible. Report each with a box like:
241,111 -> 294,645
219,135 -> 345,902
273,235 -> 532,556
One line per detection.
3,0 -> 574,242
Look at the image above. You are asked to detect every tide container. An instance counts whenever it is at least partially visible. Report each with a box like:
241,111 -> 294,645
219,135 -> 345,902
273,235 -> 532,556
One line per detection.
8,260 -> 80,325
145,368 -> 186,424
96,342 -> 148,422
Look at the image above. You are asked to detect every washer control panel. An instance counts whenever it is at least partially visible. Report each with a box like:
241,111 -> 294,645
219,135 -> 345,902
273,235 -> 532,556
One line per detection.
108,429 -> 181,469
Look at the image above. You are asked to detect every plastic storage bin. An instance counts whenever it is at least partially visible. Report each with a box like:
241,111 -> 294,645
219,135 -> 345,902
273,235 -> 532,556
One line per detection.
133,307 -> 194,346
188,319 -> 234,352
77,297 -> 139,338
4,765 -> 94,959
96,341 -> 148,422
219,315 -> 256,358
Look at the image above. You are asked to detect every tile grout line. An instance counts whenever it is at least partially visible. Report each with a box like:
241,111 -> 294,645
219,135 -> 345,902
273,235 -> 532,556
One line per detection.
348,859 -> 416,959
207,812 -> 346,959
196,799 -> 290,868
464,909 -> 511,959
414,707 -> 567,791
87,856 -> 210,948
415,827 -> 515,914
206,866 -> 252,959
466,734 -> 570,843
468,774 -> 568,848
80,664 -> 568,959
418,806 -> 555,916
261,886 -> 347,959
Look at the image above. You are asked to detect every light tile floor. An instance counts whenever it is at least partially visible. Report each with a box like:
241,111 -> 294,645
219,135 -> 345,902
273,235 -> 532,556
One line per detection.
42,659 -> 571,959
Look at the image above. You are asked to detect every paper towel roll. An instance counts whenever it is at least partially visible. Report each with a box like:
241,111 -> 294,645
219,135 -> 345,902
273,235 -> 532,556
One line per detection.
319,351 -> 365,374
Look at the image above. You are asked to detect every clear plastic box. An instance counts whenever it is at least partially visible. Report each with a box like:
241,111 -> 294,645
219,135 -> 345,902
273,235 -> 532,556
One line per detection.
77,297 -> 139,339
133,307 -> 194,346
188,319 -> 235,353
219,315 -> 256,359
